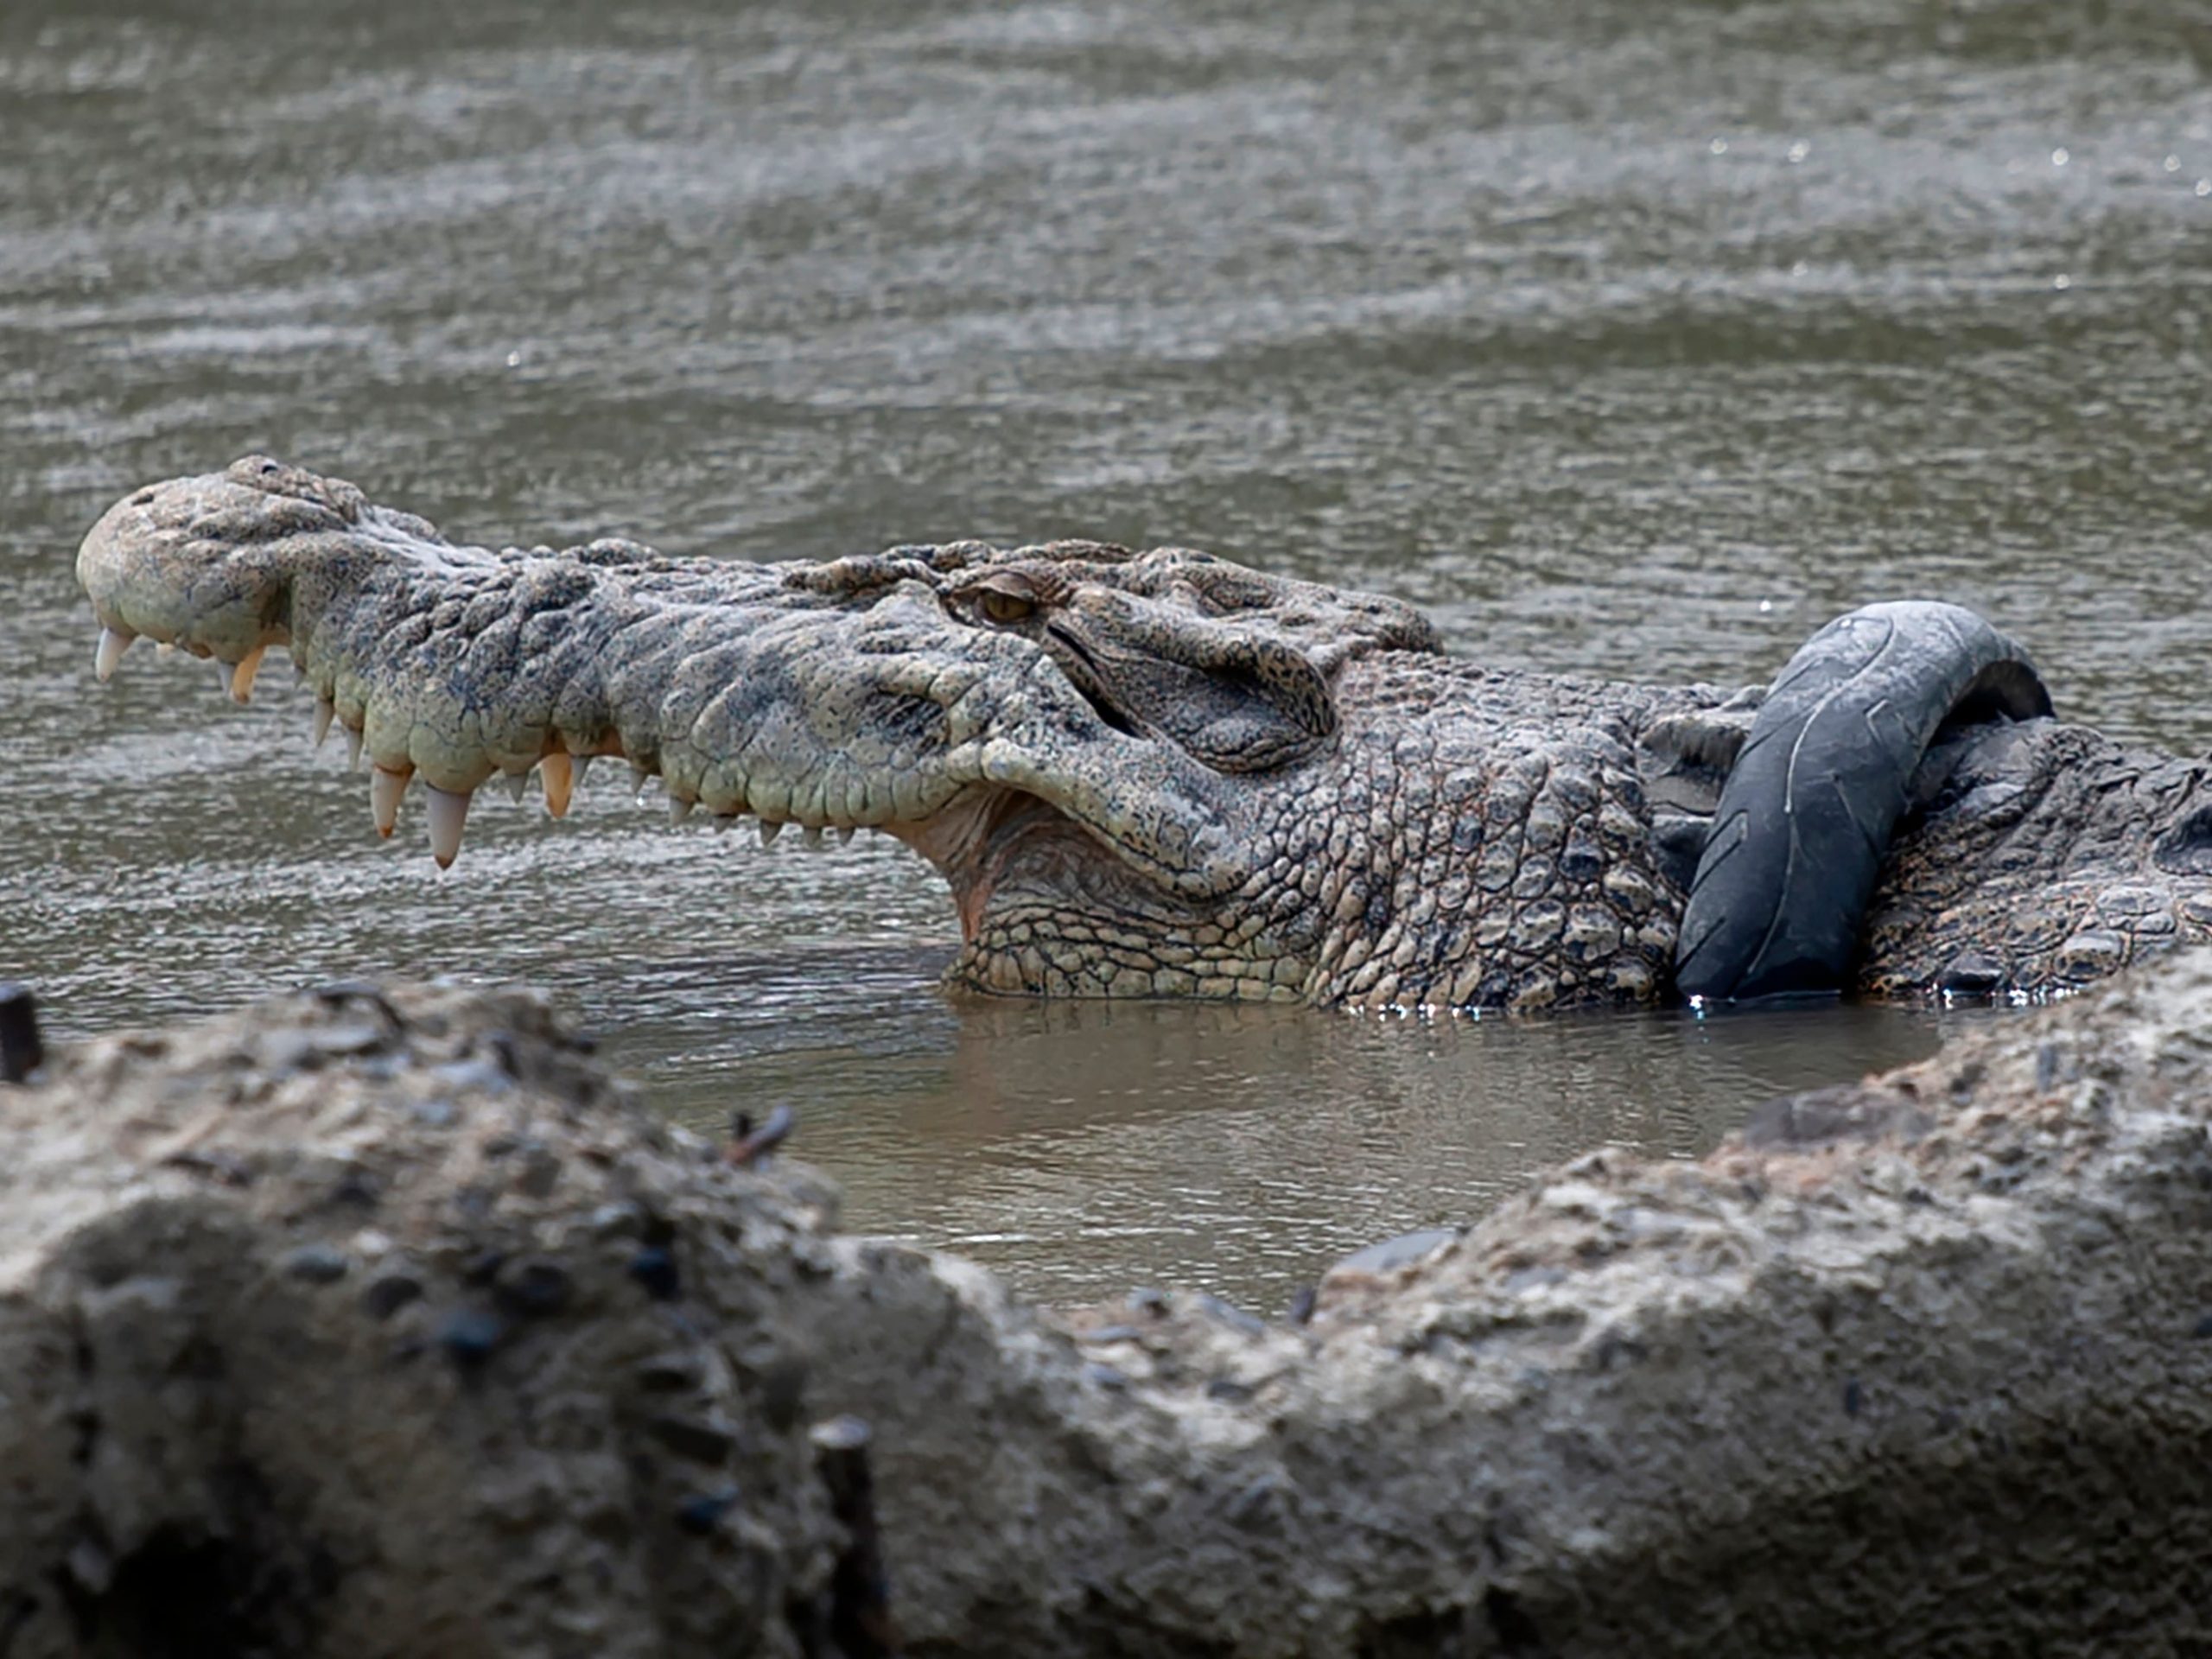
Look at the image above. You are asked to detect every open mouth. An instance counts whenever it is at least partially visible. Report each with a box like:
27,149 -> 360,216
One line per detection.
887,786 -> 1133,946
77,461 -> 1319,995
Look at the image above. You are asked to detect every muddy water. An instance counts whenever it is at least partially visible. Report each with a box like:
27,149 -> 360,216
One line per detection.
5,0 -> 2210,1305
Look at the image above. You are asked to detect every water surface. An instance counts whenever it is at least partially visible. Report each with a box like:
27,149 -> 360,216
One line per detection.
5,0 -> 2209,1303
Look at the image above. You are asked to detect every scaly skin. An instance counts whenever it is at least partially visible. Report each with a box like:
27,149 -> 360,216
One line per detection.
1864,721 -> 2212,995
75,457 -> 2212,1007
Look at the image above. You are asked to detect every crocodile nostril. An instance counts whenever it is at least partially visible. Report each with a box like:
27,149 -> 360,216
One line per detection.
2152,803 -> 2212,876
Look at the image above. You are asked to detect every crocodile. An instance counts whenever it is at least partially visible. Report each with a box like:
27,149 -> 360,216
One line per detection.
75,456 -> 2212,1010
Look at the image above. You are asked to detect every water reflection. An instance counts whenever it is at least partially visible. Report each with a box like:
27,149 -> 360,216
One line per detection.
624,965 -> 1964,1306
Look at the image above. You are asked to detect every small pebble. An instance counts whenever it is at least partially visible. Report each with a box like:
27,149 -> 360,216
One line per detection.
590,1202 -> 645,1238
361,1273 -> 424,1319
675,1487 -> 741,1536
629,1247 -> 681,1300
809,1414 -> 871,1453
311,980 -> 398,1021
437,1308 -> 506,1370
1329,1227 -> 1459,1277
636,1351 -> 705,1392
1224,1473 -> 1280,1525
648,1414 -> 737,1464
499,1260 -> 573,1317
435,1058 -> 513,1096
1191,1293 -> 1268,1338
330,1170 -> 380,1207
280,1243 -> 351,1283
310,1023 -> 388,1058
65,1537 -> 113,1593
251,1030 -> 320,1072
515,1147 -> 563,1198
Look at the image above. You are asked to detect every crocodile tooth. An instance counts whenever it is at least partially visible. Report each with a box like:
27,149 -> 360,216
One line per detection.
711,813 -> 738,833
213,658 -> 232,696
499,770 -> 530,803
155,641 -> 175,658
539,752 -> 574,818
344,726 -> 364,770
94,626 -> 134,682
572,754 -> 594,787
425,785 -> 471,869
759,820 -> 783,848
836,824 -> 855,846
227,645 -> 266,704
311,696 -> 334,749
629,761 -> 652,794
670,797 -> 694,826
803,825 -> 824,849
371,765 -> 411,838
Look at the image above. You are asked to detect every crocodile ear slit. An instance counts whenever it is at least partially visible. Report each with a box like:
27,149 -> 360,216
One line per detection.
1031,589 -> 1339,775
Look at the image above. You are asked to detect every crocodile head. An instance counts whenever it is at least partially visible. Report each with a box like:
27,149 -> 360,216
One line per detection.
82,458 -> 2212,1007
88,458 -> 1702,1008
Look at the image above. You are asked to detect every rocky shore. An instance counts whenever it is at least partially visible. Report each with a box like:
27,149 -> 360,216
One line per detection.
6,960 -> 2212,1656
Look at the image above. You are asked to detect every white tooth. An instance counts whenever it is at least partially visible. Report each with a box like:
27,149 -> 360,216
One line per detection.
711,813 -> 738,833
371,765 -> 410,837
344,726 -> 364,770
95,626 -> 134,683
836,824 -> 855,846
500,770 -> 530,803
572,754 -> 594,787
629,761 -> 651,792
539,752 -> 574,818
155,641 -> 175,658
214,659 -> 232,696
425,785 -> 471,869
803,825 -> 824,849
311,696 -> 334,749
759,820 -> 783,847
228,644 -> 267,704
670,797 -> 694,825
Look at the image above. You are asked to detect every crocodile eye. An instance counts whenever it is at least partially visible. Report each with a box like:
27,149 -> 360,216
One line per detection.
980,590 -> 1035,624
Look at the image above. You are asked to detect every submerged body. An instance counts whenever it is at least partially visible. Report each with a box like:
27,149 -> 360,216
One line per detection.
76,458 -> 2212,1009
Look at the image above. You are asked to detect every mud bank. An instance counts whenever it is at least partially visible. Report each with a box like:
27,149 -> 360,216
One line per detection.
5,962 -> 2211,1656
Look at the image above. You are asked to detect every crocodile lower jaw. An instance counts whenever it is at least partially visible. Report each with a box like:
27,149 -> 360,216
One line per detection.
887,786 -> 1142,946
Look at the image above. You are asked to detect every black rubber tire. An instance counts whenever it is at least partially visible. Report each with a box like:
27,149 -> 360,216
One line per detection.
1674,601 -> 2052,1002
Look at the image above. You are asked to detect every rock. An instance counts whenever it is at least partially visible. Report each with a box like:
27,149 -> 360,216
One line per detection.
8,961 -> 2212,1655
0,982 -> 842,1658
1324,1224 -> 1461,1280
